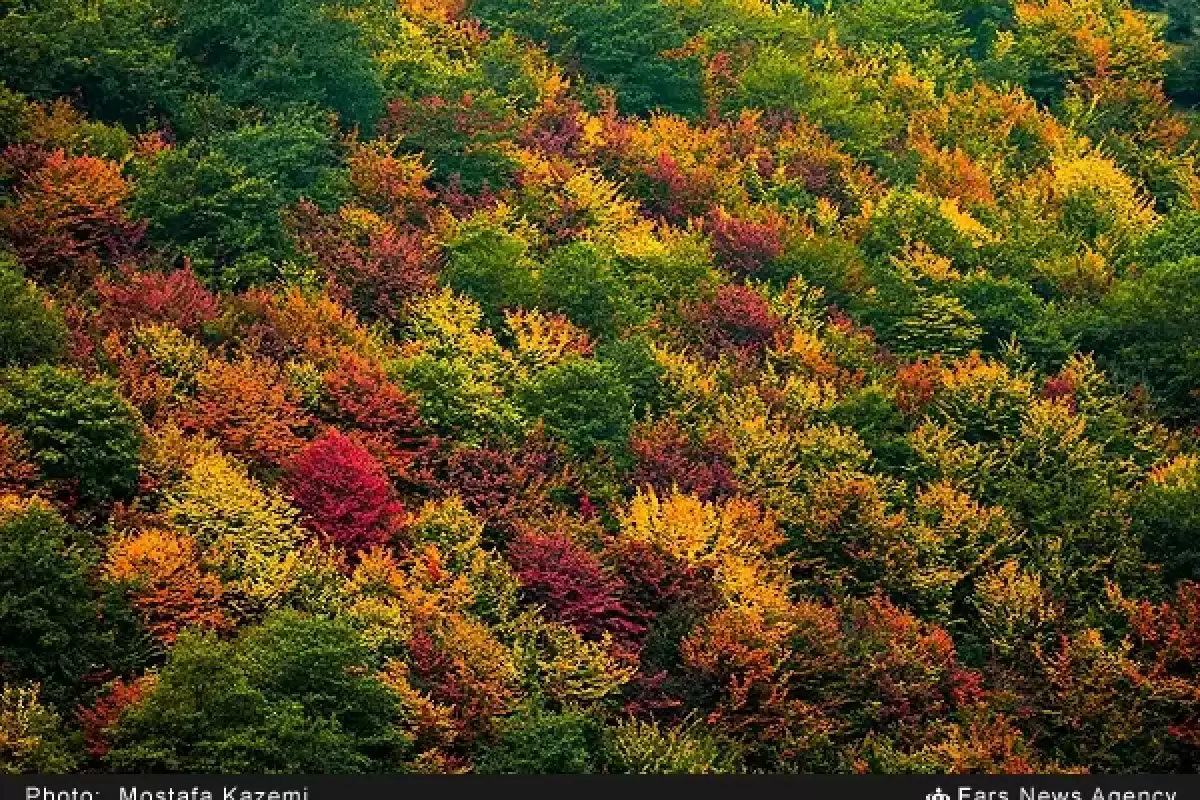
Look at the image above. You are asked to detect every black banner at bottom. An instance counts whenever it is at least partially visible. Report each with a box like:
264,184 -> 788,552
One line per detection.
3,775 -> 1199,800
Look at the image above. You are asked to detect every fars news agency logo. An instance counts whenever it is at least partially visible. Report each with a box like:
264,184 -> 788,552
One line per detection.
929,790 -> 953,800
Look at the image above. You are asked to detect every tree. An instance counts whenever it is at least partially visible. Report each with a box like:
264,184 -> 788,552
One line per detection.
519,358 -> 634,461
540,242 -> 639,339
105,612 -> 413,772
168,0 -> 385,131
94,265 -> 220,336
473,0 -> 704,116
285,430 -> 404,556
103,529 -> 228,645
319,351 -> 435,484
686,284 -> 786,362
838,0 -> 973,57
0,683 -> 78,774
0,262 -> 67,367
473,703 -> 603,773
0,506 -> 146,703
0,367 -> 143,502
180,356 -> 311,469
0,0 -> 190,126
441,220 -> 540,330
507,530 -> 644,645
132,113 -> 346,291
1086,256 -> 1200,422
0,150 -> 144,284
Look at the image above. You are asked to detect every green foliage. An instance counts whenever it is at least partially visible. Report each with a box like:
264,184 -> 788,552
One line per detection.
0,263 -> 67,368
169,0 -> 386,131
0,0 -> 191,125
106,613 -> 412,773
1138,210 -> 1200,267
595,335 -> 666,420
0,506 -> 147,704
132,113 -> 346,290
604,717 -> 743,773
519,357 -> 634,461
836,0 -> 973,57
540,242 -> 640,338
0,367 -> 143,502
0,683 -> 79,774
474,704 -> 603,773
888,293 -> 983,358
1086,256 -> 1200,422
473,0 -> 703,116
1132,456 -> 1200,585
442,222 -> 541,329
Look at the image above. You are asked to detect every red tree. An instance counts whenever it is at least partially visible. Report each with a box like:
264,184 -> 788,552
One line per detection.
95,265 -> 220,335
630,419 -> 738,502
289,201 -> 438,325
704,208 -> 784,277
507,530 -> 646,647
320,351 -> 436,485
76,677 -> 155,760
687,283 -> 786,361
433,440 -> 555,542
286,429 -> 404,556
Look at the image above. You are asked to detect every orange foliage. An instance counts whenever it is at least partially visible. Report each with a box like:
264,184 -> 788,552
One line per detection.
180,356 -> 311,468
0,423 -> 38,496
104,529 -> 228,644
0,150 -> 143,282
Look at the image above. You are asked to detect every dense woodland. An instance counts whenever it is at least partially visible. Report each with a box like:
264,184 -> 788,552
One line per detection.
0,0 -> 1199,775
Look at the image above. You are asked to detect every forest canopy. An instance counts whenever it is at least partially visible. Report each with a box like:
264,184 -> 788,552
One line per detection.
1,0 -> 1200,776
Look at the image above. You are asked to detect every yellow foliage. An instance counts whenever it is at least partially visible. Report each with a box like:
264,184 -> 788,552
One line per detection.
511,619 -> 636,704
974,561 -> 1059,653
621,488 -> 791,612
0,683 -> 63,775
140,422 -> 222,494
938,197 -> 995,244
1149,455 -> 1200,490
505,308 -> 593,372
166,452 -> 304,556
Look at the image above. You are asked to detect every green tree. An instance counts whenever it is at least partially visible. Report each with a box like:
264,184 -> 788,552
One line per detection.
0,262 -> 67,368
168,0 -> 385,130
0,367 -> 143,502
0,0 -> 191,125
473,0 -> 704,116
837,0 -> 972,58
474,704 -> 603,773
540,242 -> 640,339
519,357 -> 634,461
0,506 -> 146,704
132,113 -> 346,290
1085,256 -> 1200,422
442,223 -> 541,330
105,613 -> 412,773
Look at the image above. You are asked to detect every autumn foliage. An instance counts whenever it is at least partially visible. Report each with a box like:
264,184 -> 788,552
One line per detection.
2,0 -> 1200,776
